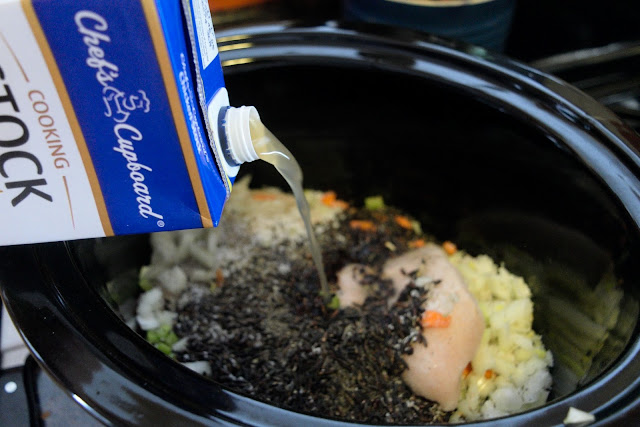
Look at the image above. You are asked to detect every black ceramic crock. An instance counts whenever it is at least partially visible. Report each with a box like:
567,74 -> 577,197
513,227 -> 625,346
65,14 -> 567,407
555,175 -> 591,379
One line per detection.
2,21 -> 640,426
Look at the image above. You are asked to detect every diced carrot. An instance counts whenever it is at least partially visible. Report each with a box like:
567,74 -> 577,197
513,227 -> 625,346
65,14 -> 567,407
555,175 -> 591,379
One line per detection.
321,191 -> 337,206
321,191 -> 349,209
394,215 -> 412,230
484,369 -> 495,379
252,193 -> 277,201
420,310 -> 452,328
349,220 -> 376,232
443,240 -> 457,255
408,238 -> 426,249
462,362 -> 473,378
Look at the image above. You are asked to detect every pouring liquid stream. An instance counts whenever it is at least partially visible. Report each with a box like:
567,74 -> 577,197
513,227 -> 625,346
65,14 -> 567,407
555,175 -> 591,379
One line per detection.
248,117 -> 330,296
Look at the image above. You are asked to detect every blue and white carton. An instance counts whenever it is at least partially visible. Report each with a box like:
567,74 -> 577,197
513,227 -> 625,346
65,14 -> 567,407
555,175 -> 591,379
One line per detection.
0,0 -> 239,245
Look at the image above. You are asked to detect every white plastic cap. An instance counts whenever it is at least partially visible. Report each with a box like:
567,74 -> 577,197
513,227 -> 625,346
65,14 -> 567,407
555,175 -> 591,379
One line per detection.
223,105 -> 260,164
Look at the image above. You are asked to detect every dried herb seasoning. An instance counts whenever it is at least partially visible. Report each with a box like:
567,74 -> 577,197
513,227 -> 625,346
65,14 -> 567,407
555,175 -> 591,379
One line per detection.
172,208 -> 451,423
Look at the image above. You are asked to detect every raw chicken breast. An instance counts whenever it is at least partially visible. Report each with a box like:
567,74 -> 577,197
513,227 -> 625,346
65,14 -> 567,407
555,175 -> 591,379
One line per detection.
335,264 -> 373,308
383,244 -> 485,411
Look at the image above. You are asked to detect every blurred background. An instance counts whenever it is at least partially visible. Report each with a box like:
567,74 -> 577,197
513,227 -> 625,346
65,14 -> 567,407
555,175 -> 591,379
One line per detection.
209,0 -> 640,62
210,0 -> 640,132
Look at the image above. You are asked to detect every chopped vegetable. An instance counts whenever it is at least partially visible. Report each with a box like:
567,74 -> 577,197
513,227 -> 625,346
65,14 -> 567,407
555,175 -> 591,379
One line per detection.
139,266 -> 154,291
321,191 -> 349,209
462,362 -> 473,378
364,195 -> 385,211
155,342 -> 173,356
443,240 -> 457,255
160,324 -> 179,344
147,329 -> 160,343
321,191 -> 337,206
411,220 -> 423,235
421,310 -> 452,328
146,324 -> 179,358
484,369 -> 495,379
394,215 -> 413,230
385,241 -> 397,251
349,220 -> 376,232
139,277 -> 153,291
327,295 -> 341,310
408,238 -> 426,249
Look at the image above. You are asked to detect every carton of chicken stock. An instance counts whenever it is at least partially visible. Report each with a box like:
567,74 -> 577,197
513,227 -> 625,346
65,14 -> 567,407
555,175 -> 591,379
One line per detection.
0,0 -> 237,245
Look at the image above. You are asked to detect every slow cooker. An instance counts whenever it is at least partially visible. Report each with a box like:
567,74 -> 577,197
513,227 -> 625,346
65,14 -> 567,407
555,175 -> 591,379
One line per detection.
2,21 -> 640,425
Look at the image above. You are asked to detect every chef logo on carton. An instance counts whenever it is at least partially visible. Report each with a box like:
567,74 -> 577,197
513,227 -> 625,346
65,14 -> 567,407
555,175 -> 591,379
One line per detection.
103,87 -> 151,124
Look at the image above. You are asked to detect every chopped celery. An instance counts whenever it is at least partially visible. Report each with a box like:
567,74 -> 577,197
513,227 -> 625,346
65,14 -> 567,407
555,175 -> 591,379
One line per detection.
364,196 -> 385,211
327,295 -> 341,310
155,342 -> 172,356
